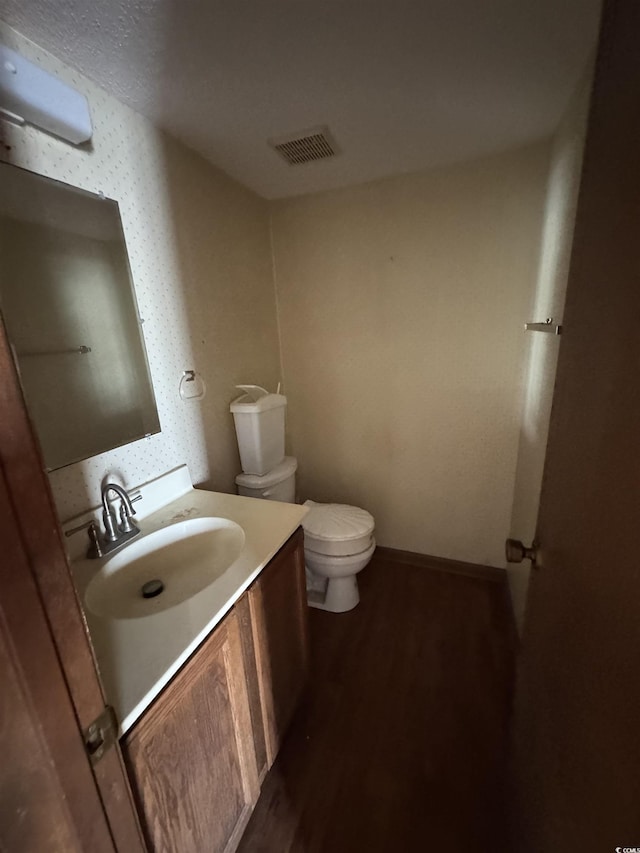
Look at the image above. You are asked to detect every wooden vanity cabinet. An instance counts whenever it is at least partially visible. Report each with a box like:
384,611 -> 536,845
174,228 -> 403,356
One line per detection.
123,608 -> 259,853
122,527 -> 309,853
247,527 -> 309,766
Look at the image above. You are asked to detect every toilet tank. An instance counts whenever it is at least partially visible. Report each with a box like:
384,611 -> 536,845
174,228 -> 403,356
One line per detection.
235,457 -> 297,503
230,387 -> 287,475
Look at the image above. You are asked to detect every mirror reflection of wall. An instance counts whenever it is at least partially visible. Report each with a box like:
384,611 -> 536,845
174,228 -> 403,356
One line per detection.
0,162 -> 161,470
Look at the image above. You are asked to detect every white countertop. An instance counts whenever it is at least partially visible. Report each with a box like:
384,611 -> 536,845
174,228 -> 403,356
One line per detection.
68,467 -> 308,736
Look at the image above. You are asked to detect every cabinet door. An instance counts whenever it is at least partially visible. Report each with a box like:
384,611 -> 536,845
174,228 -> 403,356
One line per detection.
123,609 -> 259,853
249,528 -> 310,765
236,593 -> 269,783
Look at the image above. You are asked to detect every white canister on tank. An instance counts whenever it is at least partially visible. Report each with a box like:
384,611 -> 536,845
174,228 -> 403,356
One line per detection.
230,385 -> 287,475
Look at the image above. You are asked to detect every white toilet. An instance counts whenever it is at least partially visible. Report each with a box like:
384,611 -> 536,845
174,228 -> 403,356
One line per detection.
235,458 -> 375,612
230,387 -> 375,613
301,499 -> 375,612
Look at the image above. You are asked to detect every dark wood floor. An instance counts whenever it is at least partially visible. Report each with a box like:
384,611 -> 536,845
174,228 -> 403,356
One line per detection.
238,551 -> 516,853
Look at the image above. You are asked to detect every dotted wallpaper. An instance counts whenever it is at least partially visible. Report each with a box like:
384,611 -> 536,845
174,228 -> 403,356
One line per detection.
0,23 -> 282,521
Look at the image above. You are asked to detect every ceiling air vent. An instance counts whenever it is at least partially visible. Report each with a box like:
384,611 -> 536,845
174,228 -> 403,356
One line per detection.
269,126 -> 338,166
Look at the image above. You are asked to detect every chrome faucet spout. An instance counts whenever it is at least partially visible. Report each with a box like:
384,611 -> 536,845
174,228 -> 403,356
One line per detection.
67,483 -> 142,559
101,482 -> 139,546
102,482 -> 135,517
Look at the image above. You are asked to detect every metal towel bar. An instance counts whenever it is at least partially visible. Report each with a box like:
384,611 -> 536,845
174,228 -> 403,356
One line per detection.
18,345 -> 92,356
524,318 -> 562,335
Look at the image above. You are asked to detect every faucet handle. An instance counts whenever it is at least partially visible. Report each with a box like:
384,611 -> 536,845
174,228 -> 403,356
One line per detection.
86,523 -> 104,559
118,491 -> 142,533
64,520 -> 103,559
118,501 -> 140,534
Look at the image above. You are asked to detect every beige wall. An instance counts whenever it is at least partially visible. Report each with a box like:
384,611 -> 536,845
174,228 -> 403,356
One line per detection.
0,23 -> 281,520
2,21 -> 586,580
508,68 -> 592,631
271,145 -> 550,566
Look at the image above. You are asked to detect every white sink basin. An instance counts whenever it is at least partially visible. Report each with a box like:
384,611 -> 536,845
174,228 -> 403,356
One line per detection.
85,517 -> 245,620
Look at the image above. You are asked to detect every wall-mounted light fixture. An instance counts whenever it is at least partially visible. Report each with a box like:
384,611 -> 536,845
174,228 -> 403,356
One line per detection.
0,43 -> 92,144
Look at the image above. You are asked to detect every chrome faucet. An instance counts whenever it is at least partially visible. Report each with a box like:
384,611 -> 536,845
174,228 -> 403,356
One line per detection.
101,482 -> 137,543
65,482 -> 142,559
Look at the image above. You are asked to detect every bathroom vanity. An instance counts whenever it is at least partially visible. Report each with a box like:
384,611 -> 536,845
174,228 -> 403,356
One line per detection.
66,466 -> 309,853
123,529 -> 308,852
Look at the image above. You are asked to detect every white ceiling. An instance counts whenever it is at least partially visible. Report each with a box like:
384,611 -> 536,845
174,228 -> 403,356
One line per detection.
1,0 -> 601,199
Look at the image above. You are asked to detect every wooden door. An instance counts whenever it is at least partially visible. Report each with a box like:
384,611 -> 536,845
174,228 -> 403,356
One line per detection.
0,318 -> 146,851
0,468 -> 114,853
123,609 -> 260,853
512,2 -> 640,849
249,528 -> 310,765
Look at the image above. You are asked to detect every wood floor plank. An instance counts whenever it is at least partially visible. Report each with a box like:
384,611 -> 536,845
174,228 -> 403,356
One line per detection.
238,553 -> 515,852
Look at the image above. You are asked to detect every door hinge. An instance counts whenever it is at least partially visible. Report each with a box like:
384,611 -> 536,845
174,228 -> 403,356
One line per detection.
84,705 -> 118,766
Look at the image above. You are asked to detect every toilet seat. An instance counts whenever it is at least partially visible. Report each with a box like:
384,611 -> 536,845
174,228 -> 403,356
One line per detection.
302,500 -> 375,557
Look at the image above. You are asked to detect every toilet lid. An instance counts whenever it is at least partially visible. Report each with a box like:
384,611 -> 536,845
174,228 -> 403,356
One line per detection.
302,501 -> 375,542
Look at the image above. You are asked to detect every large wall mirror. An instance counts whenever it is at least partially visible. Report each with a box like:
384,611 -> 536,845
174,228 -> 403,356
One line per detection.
0,162 -> 161,471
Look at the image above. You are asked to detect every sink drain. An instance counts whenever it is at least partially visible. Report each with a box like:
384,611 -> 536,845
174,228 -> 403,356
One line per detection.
141,579 -> 164,599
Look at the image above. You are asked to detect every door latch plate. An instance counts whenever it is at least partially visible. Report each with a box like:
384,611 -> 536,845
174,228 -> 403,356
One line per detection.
84,705 -> 118,766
